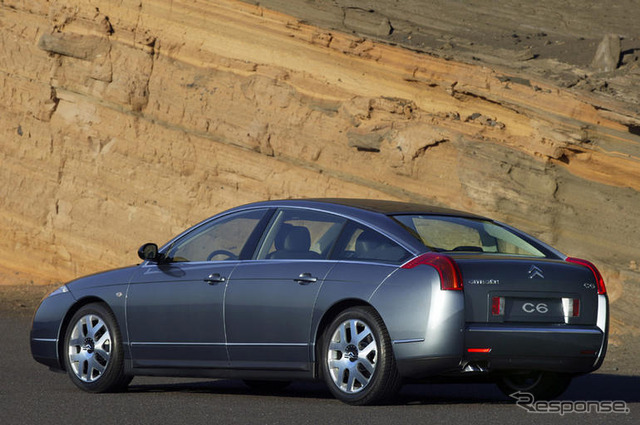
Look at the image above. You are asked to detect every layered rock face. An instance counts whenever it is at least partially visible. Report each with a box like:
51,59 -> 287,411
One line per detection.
1,0 -> 638,337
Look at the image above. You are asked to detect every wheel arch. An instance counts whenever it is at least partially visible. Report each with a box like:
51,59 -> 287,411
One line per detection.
312,298 -> 383,378
56,296 -> 114,371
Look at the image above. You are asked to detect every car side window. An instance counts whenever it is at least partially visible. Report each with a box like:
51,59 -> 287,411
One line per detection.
332,221 -> 412,264
256,209 -> 346,260
166,209 -> 268,262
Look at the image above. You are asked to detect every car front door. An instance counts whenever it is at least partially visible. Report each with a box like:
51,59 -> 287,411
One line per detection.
225,208 -> 346,371
126,208 -> 270,369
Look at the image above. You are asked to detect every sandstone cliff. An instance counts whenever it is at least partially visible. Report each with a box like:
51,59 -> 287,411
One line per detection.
1,0 -> 638,338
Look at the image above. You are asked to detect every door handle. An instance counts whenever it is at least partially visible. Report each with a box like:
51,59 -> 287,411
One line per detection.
205,273 -> 226,285
294,273 -> 317,285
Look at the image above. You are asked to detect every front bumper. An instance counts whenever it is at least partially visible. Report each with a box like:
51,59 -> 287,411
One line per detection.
30,291 -> 76,370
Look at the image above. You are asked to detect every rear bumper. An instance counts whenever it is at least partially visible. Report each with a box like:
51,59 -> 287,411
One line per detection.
464,323 -> 607,374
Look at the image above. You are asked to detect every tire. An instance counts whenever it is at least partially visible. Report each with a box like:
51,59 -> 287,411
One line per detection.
243,380 -> 291,392
63,303 -> 130,393
319,306 -> 401,405
497,371 -> 572,400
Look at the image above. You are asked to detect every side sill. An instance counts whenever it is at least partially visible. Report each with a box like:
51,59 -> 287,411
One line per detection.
128,367 -> 316,381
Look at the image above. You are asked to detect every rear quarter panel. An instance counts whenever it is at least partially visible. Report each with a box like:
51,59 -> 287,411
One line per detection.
313,261 -> 465,378
311,262 -> 396,339
369,266 -> 465,377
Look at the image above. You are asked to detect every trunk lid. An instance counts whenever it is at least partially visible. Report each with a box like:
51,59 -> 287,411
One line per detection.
455,255 -> 599,325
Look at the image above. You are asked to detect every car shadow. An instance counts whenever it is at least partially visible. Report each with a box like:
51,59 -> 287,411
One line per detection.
127,378 -> 335,400
126,372 -> 640,405
399,373 -> 640,405
561,373 -> 640,402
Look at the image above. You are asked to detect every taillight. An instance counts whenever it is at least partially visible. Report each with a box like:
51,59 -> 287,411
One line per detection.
562,297 -> 580,318
401,252 -> 463,290
491,296 -> 504,316
566,257 -> 606,295
467,348 -> 491,353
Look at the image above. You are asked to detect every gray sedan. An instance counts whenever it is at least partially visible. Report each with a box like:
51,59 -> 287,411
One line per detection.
30,199 -> 608,405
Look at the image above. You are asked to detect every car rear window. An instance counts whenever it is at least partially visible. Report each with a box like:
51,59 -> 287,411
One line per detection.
392,215 -> 546,257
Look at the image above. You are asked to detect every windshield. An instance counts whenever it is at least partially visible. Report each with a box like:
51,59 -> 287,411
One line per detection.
392,215 -> 547,257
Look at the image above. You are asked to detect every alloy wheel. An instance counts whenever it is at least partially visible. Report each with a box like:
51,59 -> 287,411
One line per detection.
67,314 -> 112,383
326,318 -> 378,394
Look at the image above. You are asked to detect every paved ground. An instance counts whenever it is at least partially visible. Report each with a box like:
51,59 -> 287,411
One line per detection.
1,310 -> 638,425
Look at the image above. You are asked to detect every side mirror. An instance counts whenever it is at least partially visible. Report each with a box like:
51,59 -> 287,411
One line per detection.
138,243 -> 161,262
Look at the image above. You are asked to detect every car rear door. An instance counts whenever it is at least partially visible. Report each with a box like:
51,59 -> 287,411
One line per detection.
224,208 -> 345,371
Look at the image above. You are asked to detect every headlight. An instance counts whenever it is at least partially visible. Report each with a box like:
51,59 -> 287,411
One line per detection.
47,284 -> 69,298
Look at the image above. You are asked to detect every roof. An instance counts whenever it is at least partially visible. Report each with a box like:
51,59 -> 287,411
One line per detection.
302,198 -> 485,218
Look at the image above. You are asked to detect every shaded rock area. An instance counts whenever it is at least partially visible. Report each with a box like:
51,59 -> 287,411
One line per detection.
343,8 -> 393,38
254,0 -> 640,110
0,0 -> 639,341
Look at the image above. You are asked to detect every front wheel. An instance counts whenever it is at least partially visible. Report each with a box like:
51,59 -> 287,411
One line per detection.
63,303 -> 130,393
497,371 -> 572,400
320,306 -> 401,405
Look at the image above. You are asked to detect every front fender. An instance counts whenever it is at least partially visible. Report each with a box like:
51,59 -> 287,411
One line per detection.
30,290 -> 77,370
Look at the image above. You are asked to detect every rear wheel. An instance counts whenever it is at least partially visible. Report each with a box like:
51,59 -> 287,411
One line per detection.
63,303 -> 130,393
320,306 -> 401,405
497,371 -> 572,400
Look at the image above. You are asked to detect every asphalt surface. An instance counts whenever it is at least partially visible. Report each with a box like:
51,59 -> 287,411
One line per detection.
1,313 -> 638,425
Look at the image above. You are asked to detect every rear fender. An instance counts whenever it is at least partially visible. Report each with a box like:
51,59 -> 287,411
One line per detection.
369,266 -> 465,377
